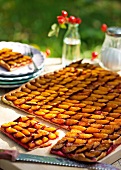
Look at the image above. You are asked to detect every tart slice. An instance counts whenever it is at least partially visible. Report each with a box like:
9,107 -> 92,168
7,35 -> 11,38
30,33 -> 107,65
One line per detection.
0,48 -> 32,71
50,127 -> 121,162
0,115 -> 59,150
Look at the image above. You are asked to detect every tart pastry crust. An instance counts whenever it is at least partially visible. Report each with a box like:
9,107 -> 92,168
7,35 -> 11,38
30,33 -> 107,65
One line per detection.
2,60 -> 121,161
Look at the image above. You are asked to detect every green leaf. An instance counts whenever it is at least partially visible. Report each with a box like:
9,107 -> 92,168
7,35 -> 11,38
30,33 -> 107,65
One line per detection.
48,30 -> 56,37
48,24 -> 60,37
51,23 -> 58,30
60,24 -> 67,29
55,26 -> 60,37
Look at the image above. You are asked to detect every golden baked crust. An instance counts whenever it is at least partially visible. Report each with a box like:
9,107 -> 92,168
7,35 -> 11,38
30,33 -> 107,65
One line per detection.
2,59 -> 121,161
0,48 -> 32,71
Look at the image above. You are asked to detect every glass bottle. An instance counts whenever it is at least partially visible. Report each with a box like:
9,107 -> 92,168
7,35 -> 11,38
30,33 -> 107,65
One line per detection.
100,27 -> 121,71
62,23 -> 81,66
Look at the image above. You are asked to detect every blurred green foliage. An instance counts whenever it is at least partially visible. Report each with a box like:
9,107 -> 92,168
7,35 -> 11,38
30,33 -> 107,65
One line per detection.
0,0 -> 121,58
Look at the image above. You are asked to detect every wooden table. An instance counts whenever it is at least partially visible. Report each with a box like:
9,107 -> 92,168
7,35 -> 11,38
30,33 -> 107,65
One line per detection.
0,58 -> 121,170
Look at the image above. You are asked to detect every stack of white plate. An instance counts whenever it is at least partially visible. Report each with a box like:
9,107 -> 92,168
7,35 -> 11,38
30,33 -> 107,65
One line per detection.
0,41 -> 45,88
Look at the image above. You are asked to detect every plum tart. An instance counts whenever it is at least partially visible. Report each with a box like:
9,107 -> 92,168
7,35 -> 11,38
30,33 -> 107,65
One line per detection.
0,48 -> 32,71
2,59 -> 121,161
0,115 -> 59,150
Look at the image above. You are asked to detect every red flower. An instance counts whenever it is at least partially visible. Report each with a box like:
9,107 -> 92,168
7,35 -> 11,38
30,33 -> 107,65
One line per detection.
61,10 -> 68,17
45,49 -> 51,57
101,24 -> 108,32
48,10 -> 82,37
57,16 -> 66,24
68,16 -> 76,24
91,51 -> 98,60
57,11 -> 82,25
76,18 -> 82,24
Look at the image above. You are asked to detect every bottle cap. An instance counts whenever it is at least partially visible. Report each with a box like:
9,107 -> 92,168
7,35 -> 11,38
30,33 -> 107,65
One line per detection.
106,27 -> 121,37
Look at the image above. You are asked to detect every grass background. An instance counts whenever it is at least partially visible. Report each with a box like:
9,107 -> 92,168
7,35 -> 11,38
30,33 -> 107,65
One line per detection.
0,0 -> 121,59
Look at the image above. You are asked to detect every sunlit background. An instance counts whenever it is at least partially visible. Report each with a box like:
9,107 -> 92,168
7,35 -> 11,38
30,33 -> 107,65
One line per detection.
0,0 -> 121,58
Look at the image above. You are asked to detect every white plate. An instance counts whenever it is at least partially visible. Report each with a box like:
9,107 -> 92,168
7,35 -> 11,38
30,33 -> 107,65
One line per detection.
0,69 -> 43,85
0,83 -> 24,88
0,67 -> 44,88
0,66 -> 44,81
0,75 -> 39,88
0,41 -> 45,77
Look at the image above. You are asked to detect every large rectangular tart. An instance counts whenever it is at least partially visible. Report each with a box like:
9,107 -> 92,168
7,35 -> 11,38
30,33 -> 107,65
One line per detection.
1,59 -> 121,162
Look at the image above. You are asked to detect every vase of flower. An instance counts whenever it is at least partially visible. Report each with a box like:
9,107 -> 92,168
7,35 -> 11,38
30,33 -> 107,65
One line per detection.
62,23 -> 81,66
48,10 -> 82,66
